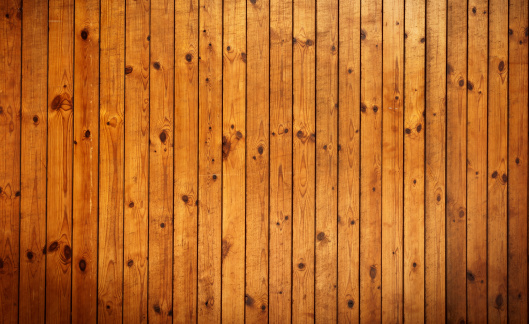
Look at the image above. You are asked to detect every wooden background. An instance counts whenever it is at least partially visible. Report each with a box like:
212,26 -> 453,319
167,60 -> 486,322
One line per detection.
0,0 -> 528,322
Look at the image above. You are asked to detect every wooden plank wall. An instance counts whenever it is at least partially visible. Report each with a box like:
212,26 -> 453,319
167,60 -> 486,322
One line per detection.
1,0 -> 528,322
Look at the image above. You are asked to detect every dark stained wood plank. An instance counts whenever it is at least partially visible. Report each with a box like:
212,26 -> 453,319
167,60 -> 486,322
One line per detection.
381,0 -> 404,320
269,0 -> 293,320
149,0 -> 174,320
403,0 -> 425,321
19,0 -> 47,322
0,0 -> 21,321
47,0 -> 74,321
425,0 -> 446,320
337,0 -> 360,320
292,0 -> 316,319
245,0 -> 269,321
507,0 -> 528,320
174,0 -> 199,320
487,0 -> 508,321
123,0 -> 149,321
72,0 -> 99,321
466,0 -> 488,321
360,0 -> 382,320
446,0 -> 467,321
98,0 -> 125,321
197,0 -> 223,320
315,0 -> 338,320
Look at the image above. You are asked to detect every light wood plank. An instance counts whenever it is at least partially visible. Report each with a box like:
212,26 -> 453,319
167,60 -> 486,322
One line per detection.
99,0 -> 125,321
72,0 -> 99,321
19,0 -> 47,322
507,0 -> 528,320
174,0 -> 199,320
246,0 -> 270,321
0,0 -> 21,321
269,0 -> 293,320
47,0 -> 74,321
360,0 -> 383,320
403,0 -> 425,320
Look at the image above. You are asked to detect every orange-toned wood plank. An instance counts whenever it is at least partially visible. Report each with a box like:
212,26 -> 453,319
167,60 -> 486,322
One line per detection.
174,0 -> 199,321
507,0 -> 528,320
425,0 -> 446,320
382,0 -> 404,320
337,0 -> 360,320
197,0 -> 223,320
246,0 -> 269,321
47,0 -> 74,321
149,0 -> 174,320
315,0 -> 338,320
19,0 -> 47,322
0,0 -> 21,321
99,0 -> 125,321
269,0 -> 293,320
487,0 -> 508,321
123,0 -> 149,321
222,0 -> 246,320
292,0 -> 316,319
72,0 -> 99,321
466,0 -> 488,321
360,0 -> 382,320
403,0 -> 425,320
446,0 -> 467,322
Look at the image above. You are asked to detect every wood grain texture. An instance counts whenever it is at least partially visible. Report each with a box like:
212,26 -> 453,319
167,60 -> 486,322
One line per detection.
292,0 -> 316,320
149,0 -> 174,320
19,0 -> 47,322
174,0 -> 199,321
72,0 -> 99,321
381,0 -> 404,321
403,0 -> 425,321
466,0 -> 488,321
99,0 -> 125,321
269,0 -> 293,320
425,0 -> 446,321
446,0 -> 467,321
508,0 -> 528,320
337,0 -> 360,321
360,0 -> 382,321
488,0 -> 508,321
0,0 -> 21,322
47,0 -> 74,321
245,0 -> 269,321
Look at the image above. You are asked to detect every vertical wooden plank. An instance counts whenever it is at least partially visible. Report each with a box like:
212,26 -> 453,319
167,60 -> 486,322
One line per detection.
507,0 -> 528,320
269,0 -> 293,320
381,0 -> 404,320
72,0 -> 99,321
222,0 -> 246,320
315,0 -> 338,320
0,0 -> 21,321
337,0 -> 360,320
197,0 -> 223,319
292,0 -> 316,319
424,0 -> 446,320
123,0 -> 149,321
174,0 -> 199,320
99,0 -> 125,320
488,0 -> 508,321
19,0 -> 47,322
47,0 -> 74,321
466,0 -> 488,321
446,0 -> 467,321
149,0 -> 174,320
403,0 -> 425,320
246,0 -> 269,321
360,0 -> 382,320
